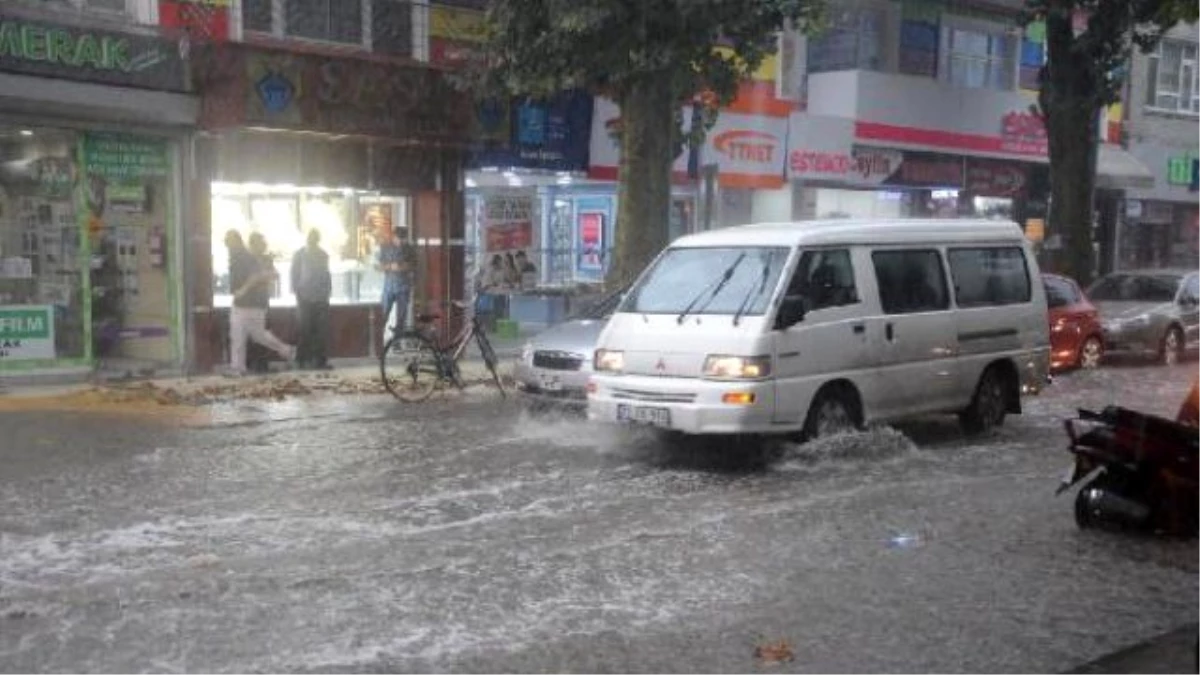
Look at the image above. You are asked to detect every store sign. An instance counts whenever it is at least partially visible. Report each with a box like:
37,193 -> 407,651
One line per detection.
83,134 -> 169,179
469,90 -> 592,172
1000,111 -> 1048,156
588,97 -> 692,180
238,48 -> 469,142
0,12 -> 186,92
966,160 -> 1027,197
890,155 -> 964,188
1167,154 -> 1199,187
789,148 -> 902,185
703,112 -> 788,189
0,306 -> 55,361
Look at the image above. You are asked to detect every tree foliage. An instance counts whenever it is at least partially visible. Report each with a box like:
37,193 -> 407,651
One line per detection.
475,0 -> 823,284
1021,0 -> 1197,283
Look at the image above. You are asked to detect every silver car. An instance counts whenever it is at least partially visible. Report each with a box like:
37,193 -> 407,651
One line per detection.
513,289 -> 625,411
1088,269 -> 1200,366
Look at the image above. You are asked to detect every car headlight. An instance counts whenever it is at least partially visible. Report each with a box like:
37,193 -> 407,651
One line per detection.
703,354 -> 772,379
594,349 -> 624,373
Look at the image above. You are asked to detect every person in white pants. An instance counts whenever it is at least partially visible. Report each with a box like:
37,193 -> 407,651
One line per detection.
225,230 -> 295,376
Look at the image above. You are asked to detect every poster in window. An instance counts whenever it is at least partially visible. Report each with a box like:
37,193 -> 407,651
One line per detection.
481,195 -> 536,292
578,212 -> 605,272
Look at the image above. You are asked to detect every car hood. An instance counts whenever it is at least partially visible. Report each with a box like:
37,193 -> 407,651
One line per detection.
528,318 -> 607,355
1093,300 -> 1172,321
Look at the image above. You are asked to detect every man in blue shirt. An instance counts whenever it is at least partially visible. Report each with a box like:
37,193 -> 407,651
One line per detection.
376,227 -> 415,337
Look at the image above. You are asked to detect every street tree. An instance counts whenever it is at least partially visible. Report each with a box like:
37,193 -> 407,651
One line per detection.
476,0 -> 823,285
1023,0 -> 1198,283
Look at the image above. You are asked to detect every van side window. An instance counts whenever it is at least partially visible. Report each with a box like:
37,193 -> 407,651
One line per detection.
871,250 -> 949,314
785,249 -> 859,312
947,247 -> 1031,307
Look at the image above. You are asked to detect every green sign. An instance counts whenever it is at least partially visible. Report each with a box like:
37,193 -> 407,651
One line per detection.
1167,155 -> 1197,185
0,305 -> 55,360
83,134 -> 169,180
0,11 -> 185,92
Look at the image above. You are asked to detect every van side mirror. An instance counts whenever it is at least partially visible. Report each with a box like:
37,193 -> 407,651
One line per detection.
775,296 -> 807,330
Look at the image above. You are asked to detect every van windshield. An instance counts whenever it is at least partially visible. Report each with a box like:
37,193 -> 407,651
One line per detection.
621,246 -> 790,316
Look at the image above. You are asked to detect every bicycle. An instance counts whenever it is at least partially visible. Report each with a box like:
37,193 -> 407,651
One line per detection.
380,298 -> 507,402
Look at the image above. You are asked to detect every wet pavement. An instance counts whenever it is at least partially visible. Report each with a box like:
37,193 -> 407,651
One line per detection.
0,363 -> 1197,673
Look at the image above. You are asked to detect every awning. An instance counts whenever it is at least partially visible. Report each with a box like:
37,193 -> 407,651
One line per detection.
1097,144 -> 1155,190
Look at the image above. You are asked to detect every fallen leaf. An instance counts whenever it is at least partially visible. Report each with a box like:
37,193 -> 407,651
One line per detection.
754,638 -> 795,666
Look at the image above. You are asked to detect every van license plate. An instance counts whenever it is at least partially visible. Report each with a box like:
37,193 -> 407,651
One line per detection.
617,404 -> 671,427
539,375 -> 562,391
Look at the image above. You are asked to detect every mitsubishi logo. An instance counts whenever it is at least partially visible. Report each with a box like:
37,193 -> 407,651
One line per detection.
655,358 -> 666,374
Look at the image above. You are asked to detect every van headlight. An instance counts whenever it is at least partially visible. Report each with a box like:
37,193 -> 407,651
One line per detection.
594,349 -> 624,373
703,355 -> 772,379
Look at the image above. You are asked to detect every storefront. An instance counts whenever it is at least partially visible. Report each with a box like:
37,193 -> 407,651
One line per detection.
0,10 -> 194,377
190,43 -> 470,371
1120,144 -> 1199,271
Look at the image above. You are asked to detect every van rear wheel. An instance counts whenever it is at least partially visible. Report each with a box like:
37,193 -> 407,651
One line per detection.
960,367 -> 1007,435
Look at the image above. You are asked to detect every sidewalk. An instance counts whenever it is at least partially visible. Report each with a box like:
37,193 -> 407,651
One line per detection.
1067,624 -> 1198,674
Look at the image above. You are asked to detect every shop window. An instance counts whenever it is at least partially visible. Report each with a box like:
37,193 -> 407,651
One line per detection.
947,247 -> 1031,307
211,184 -> 409,307
944,25 -> 1015,91
871,249 -> 950,314
243,0 -> 273,32
1146,40 -> 1200,114
285,0 -> 363,43
807,7 -> 885,73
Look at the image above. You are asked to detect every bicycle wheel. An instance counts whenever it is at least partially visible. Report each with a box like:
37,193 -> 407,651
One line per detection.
475,333 -> 507,397
381,332 -> 441,403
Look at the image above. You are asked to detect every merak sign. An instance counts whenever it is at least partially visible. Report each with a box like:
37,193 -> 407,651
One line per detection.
0,12 -> 186,92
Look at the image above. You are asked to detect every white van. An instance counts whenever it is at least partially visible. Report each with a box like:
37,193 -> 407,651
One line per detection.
587,219 -> 1050,439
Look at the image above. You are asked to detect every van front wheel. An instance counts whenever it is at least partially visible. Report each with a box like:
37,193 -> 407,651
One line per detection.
803,387 -> 860,441
959,367 -> 1007,435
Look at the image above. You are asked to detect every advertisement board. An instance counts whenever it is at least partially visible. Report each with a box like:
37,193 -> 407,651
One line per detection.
0,305 -> 55,361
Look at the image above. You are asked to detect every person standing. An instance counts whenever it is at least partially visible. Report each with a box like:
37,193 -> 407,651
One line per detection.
291,229 -> 333,370
226,230 -> 295,376
376,226 -> 415,338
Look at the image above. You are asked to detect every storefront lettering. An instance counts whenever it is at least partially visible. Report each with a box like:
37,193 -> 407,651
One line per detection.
896,158 -> 963,187
713,130 -> 777,163
0,21 -> 130,71
1000,111 -> 1048,154
789,149 -> 896,181
967,161 -> 1027,197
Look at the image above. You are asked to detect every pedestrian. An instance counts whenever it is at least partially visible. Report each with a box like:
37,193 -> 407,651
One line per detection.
376,226 -> 415,338
225,230 -> 295,376
291,229 -> 333,370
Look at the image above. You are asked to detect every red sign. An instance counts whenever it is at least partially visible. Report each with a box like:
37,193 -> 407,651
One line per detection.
712,130 -> 779,164
159,0 -> 229,42
1000,111 -> 1048,155
893,156 -> 963,187
967,160 -> 1028,197
578,212 -> 604,272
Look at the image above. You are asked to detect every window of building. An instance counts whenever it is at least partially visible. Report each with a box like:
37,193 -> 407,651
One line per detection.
871,249 -> 949,314
899,18 -> 939,77
944,25 -> 1015,90
947,247 -> 1031,307
242,0 -> 273,32
210,183 -> 409,307
285,0 -> 363,43
1146,41 -> 1200,114
807,7 -> 885,73
784,249 -> 859,312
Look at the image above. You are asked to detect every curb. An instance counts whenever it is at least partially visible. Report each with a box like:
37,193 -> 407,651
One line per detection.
1066,624 -> 1198,674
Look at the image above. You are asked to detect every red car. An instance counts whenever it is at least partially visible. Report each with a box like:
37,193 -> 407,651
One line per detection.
1043,273 -> 1104,372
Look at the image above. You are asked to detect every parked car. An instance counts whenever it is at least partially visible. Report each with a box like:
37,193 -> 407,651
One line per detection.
589,218 -> 1051,440
1043,273 -> 1104,372
513,287 -> 626,412
1088,269 -> 1200,366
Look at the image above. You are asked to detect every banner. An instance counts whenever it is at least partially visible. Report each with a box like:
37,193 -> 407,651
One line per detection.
0,305 -> 55,360
480,195 -> 536,292
469,90 -> 593,172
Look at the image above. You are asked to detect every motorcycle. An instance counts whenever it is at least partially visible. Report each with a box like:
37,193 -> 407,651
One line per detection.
1057,402 -> 1198,536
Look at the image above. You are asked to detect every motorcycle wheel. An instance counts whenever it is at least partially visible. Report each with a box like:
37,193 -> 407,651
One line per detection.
1074,483 -> 1098,530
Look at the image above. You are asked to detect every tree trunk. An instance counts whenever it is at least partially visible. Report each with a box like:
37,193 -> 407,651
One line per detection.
1045,102 -> 1098,284
608,80 -> 677,288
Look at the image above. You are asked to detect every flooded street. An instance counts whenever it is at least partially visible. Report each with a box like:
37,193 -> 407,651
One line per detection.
1,364 -> 1196,673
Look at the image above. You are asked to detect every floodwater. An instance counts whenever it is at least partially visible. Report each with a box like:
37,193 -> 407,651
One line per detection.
0,363 -> 1196,672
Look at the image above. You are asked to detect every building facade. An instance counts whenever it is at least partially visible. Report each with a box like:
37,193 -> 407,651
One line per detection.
1121,23 -> 1199,271
0,1 -> 197,379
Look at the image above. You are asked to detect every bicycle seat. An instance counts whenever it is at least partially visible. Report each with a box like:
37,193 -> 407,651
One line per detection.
416,312 -> 440,323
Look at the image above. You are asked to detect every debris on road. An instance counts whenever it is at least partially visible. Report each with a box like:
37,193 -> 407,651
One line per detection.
753,637 -> 796,666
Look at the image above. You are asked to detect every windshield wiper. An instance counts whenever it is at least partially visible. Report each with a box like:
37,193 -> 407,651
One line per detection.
733,258 -> 772,326
677,253 -> 746,324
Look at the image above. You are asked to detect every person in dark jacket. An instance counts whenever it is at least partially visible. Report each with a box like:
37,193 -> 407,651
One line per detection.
291,229 -> 333,370
226,230 -> 294,376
